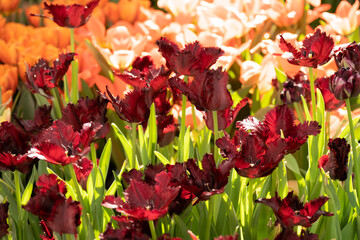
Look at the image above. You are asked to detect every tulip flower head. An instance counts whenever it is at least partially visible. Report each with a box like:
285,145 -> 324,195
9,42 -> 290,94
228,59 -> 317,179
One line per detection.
319,138 -> 350,181
34,0 -> 100,28
278,29 -> 334,68
329,67 -> 360,100
23,174 -> 82,234
256,191 -> 333,228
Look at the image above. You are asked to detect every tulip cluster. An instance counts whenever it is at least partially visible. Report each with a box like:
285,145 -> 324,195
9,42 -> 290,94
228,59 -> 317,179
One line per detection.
0,0 -> 360,240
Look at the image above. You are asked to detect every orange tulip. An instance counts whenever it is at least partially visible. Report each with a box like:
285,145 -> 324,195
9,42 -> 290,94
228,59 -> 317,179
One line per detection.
321,0 -> 360,36
0,64 -> 18,105
264,0 -> 305,27
239,54 -> 277,94
0,0 -> 20,14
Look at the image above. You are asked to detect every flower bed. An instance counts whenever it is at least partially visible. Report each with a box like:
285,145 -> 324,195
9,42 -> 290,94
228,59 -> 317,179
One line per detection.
0,0 -> 360,239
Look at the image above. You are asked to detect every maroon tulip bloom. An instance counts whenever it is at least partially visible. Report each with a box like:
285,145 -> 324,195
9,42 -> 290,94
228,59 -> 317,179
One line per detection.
216,128 -> 287,178
156,37 -> 224,76
100,223 -> 149,240
29,120 -> 96,166
0,121 -> 36,174
39,220 -> 55,240
214,234 -> 239,240
164,163 -> 194,215
180,154 -> 235,203
334,41 -> 360,71
36,0 -> 100,28
157,115 -> 176,147
0,202 -> 9,238
100,214 -> 153,240
170,68 -> 233,111
13,105 -> 53,135
204,98 -> 248,131
278,29 -> 334,68
158,234 -> 183,240
73,157 -> 93,190
329,67 -> 360,100
319,138 -> 350,181
114,63 -> 168,93
23,174 -> 82,234
101,86 -> 150,124
274,228 -> 318,240
114,64 -> 169,112
25,53 -> 75,97
132,56 -> 154,72
255,191 -> 333,228
315,77 -> 345,111
122,164 -> 165,186
0,106 -> 54,174
250,105 -> 321,154
102,171 -> 180,221
280,71 -> 310,104
153,89 -> 172,115
61,96 -> 109,139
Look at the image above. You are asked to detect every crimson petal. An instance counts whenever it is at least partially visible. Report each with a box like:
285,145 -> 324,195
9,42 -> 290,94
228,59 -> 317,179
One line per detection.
319,138 -> 350,181
43,0 -> 99,28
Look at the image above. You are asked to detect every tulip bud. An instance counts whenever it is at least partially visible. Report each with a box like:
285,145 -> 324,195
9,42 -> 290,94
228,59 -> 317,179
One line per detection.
329,67 -> 360,100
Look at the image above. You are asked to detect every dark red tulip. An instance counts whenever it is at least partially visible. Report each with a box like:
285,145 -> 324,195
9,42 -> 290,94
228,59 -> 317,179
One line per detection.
102,171 -> 180,221
0,121 -> 36,174
156,38 -> 223,76
274,228 -> 318,240
157,115 -> 176,147
35,0 -> 100,28
216,128 -> 287,178
204,98 -> 248,131
100,222 -> 149,240
278,29 -> 334,68
319,138 -> 350,181
334,41 -> 360,71
29,120 -> 95,166
170,68 -> 232,111
280,71 -> 310,104
101,86 -> 150,124
61,96 -> 109,139
39,220 -> 55,240
73,157 -> 93,190
181,154 -> 235,203
315,77 -> 345,111
25,53 -> 75,97
13,105 -> 53,135
255,191 -> 333,228
23,174 -> 81,234
329,67 -> 360,100
259,105 -> 321,154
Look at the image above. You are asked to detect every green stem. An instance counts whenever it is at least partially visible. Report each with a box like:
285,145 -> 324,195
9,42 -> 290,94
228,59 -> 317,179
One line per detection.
70,28 -> 78,104
63,74 -> 70,103
212,110 -> 220,164
247,178 -> 254,236
50,88 -> 62,119
14,170 -> 22,215
309,68 -> 316,120
345,99 -> 359,202
131,122 -> 137,169
179,76 -> 188,163
293,102 -> 304,123
149,220 -> 157,240
204,198 -> 214,240
66,164 -> 86,210
148,103 -> 157,164
179,95 -> 186,162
